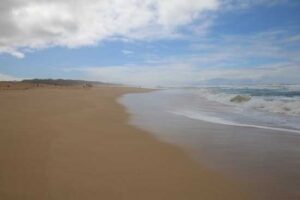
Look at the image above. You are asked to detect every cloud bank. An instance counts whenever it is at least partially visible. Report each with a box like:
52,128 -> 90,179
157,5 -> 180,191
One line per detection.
71,63 -> 300,87
0,0 -> 220,58
68,30 -> 300,87
0,73 -> 19,81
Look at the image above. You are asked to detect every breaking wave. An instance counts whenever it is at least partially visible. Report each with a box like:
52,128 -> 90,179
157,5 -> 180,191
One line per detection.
192,86 -> 300,116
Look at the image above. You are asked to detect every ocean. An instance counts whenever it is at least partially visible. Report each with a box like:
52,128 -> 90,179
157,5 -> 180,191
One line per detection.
120,85 -> 300,200
170,85 -> 300,133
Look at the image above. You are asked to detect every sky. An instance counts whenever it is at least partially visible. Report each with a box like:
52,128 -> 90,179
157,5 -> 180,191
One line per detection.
0,0 -> 300,87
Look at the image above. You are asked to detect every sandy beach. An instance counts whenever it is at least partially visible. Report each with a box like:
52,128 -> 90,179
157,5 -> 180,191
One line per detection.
0,86 -> 249,200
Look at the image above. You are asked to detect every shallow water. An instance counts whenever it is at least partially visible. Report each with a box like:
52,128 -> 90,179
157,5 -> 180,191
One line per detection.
120,89 -> 300,200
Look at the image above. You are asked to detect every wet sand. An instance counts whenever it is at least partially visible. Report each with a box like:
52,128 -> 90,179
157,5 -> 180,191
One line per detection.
0,86 -> 249,200
120,90 -> 300,200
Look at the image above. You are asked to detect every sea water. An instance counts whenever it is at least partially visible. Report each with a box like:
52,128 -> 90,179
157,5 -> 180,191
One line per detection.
169,85 -> 300,133
120,85 -> 300,200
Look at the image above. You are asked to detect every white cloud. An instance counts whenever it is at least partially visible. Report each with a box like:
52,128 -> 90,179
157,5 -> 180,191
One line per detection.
189,30 -> 300,64
0,73 -> 19,81
0,0 -> 219,58
221,0 -> 291,9
68,62 -> 300,87
122,50 -> 134,55
67,30 -> 300,87
0,0 -> 292,58
0,47 -> 25,58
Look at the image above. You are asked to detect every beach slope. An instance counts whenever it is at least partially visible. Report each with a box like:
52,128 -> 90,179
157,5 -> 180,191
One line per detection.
0,87 -> 248,200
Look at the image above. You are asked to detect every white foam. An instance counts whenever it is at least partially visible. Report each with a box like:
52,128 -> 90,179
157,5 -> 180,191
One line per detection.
171,110 -> 300,134
191,88 -> 300,116
246,97 -> 300,116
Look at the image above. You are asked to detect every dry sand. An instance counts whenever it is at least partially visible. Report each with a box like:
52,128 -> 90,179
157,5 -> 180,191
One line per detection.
0,86 -> 250,200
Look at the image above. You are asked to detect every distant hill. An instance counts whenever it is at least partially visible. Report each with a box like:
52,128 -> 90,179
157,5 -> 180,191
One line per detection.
0,79 -> 119,90
21,79 -> 107,86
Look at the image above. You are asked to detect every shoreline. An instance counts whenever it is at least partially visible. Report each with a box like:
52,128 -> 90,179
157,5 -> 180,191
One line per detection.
0,86 -> 250,199
120,89 -> 300,200
172,111 -> 300,134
